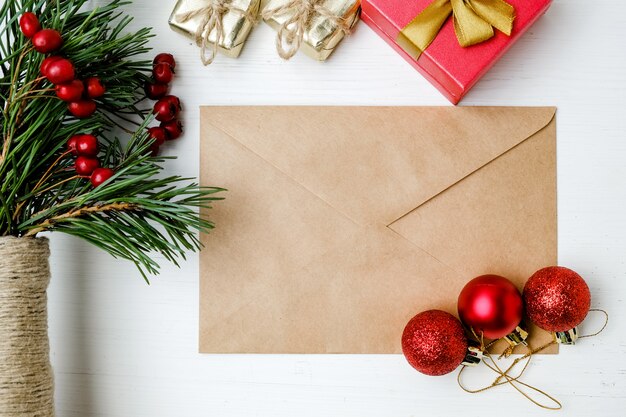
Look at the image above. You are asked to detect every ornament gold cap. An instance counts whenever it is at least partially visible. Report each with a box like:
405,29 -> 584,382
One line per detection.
504,326 -> 529,348
461,340 -> 483,366
554,327 -> 578,345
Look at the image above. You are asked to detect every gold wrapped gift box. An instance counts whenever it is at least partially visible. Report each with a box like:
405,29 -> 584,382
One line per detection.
169,0 -> 261,61
263,0 -> 361,61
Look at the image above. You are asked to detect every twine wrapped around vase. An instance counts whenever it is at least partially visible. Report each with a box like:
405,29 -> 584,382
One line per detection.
0,236 -> 54,417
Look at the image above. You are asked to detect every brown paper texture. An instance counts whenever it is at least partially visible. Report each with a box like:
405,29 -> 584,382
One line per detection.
199,106 -> 558,354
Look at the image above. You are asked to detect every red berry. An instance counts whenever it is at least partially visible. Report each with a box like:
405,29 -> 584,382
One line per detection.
153,62 -> 174,84
40,56 -> 62,76
153,53 -> 176,70
90,167 -> 115,187
144,81 -> 168,100
68,100 -> 97,118
160,119 -> 183,140
147,127 -> 168,146
32,29 -> 63,53
55,80 -> 84,102
163,95 -> 182,112
46,58 -> 75,84
67,135 -> 80,155
75,134 -> 99,157
85,77 -> 106,98
75,156 -> 100,176
19,13 -> 41,38
149,142 -> 160,157
153,98 -> 178,122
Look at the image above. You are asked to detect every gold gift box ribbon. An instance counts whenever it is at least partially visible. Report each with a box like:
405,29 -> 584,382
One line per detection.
169,0 -> 261,65
398,0 -> 515,60
263,0 -> 361,61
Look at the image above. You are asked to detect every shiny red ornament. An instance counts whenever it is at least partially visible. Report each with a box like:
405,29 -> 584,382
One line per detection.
75,156 -> 100,176
85,77 -> 106,98
523,266 -> 591,332
90,168 -> 115,187
153,62 -> 174,84
144,82 -> 169,100
458,275 -> 524,340
55,80 -> 84,102
19,13 -> 41,38
153,53 -> 176,70
32,29 -> 63,53
153,98 -> 178,122
161,119 -> 183,140
402,310 -> 468,376
68,100 -> 96,118
74,134 -> 99,157
45,58 -> 75,84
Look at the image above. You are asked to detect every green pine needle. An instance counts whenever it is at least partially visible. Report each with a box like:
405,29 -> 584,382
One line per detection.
0,0 -> 224,281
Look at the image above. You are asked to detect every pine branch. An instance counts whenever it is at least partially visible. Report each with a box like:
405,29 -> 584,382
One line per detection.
0,0 -> 225,279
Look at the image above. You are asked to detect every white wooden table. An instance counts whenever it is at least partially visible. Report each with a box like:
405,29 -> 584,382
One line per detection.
47,1 -> 626,415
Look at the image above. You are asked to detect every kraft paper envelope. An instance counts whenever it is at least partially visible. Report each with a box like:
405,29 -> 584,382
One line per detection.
199,106 -> 557,354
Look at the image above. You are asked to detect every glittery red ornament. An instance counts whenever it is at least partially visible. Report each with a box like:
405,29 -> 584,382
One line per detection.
523,266 -> 591,332
401,310 -> 468,376
458,275 -> 524,340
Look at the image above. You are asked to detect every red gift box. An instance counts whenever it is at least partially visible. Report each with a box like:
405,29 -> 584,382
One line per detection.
362,0 -> 552,104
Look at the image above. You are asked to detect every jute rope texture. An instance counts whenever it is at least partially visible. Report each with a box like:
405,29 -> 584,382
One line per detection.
0,236 -> 54,417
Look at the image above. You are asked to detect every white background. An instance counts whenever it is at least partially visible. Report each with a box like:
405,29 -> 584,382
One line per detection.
47,0 -> 626,416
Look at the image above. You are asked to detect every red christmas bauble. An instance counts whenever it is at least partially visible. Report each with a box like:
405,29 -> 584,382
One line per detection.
68,100 -> 96,118
458,275 -> 523,340
523,266 -> 591,332
75,156 -> 100,176
46,58 -> 75,85
85,77 -> 106,98
90,168 -> 115,187
19,13 -> 41,38
153,53 -> 176,70
55,80 -> 84,102
401,310 -> 468,376
32,29 -> 63,53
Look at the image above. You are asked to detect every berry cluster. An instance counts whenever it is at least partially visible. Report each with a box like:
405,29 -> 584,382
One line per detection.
144,54 -> 184,156
20,12 -> 106,118
66,134 -> 113,187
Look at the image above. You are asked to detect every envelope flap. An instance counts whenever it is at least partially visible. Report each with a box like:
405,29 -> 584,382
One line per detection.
202,106 -> 556,226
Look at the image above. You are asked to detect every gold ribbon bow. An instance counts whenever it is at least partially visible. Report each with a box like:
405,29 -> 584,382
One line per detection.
262,0 -> 353,60
398,0 -> 515,60
176,0 -> 256,65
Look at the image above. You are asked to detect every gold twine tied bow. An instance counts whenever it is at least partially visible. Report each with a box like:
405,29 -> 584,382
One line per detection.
176,0 -> 256,65
398,0 -> 515,59
262,0 -> 353,60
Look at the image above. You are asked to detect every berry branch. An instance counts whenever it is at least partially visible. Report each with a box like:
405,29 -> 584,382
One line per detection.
0,0 -> 224,280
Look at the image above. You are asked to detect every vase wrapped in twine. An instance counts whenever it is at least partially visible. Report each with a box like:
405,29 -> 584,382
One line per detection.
0,236 -> 54,417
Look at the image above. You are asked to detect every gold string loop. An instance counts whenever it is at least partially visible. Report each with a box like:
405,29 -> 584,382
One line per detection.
579,309 -> 609,339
